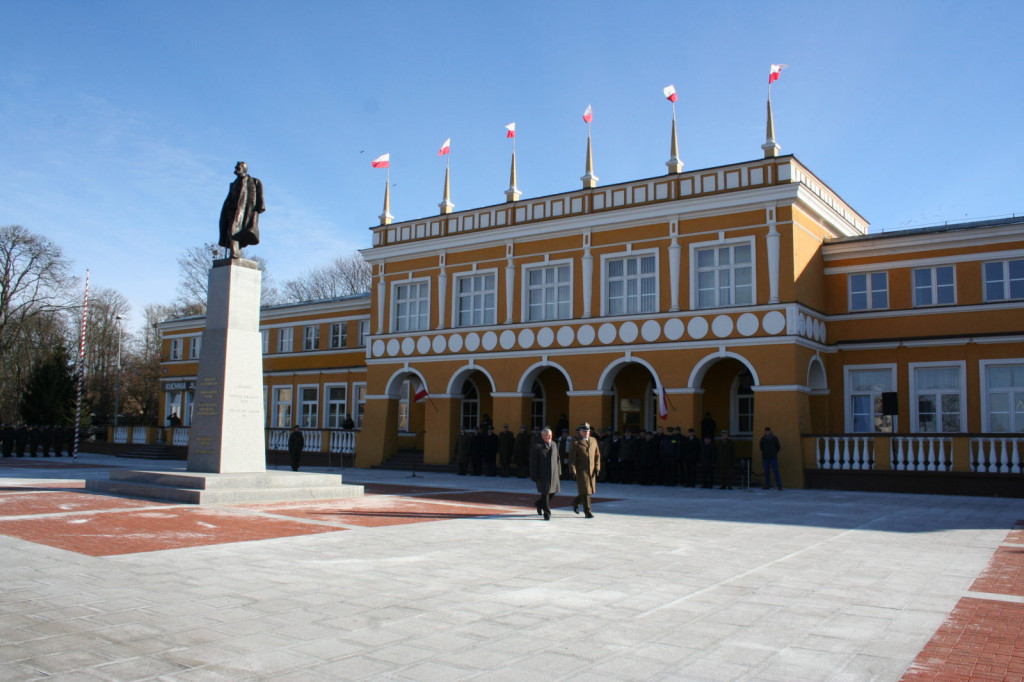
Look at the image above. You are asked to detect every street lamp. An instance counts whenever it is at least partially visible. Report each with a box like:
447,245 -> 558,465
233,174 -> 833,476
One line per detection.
114,314 -> 124,427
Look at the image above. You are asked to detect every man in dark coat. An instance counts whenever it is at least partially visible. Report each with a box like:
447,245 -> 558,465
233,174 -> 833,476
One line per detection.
469,428 -> 486,475
40,426 -> 53,457
497,424 -> 515,477
219,161 -> 265,259
529,427 -> 561,520
455,428 -> 472,475
700,412 -> 717,441
287,425 -> 304,472
28,426 -> 40,457
618,429 -> 636,484
482,426 -> 500,476
700,435 -> 717,488
681,428 -> 701,487
15,424 -> 28,457
513,425 -> 531,478
52,425 -> 66,458
570,423 -> 601,518
661,427 -> 681,486
760,426 -> 783,490
1,424 -> 13,458
717,430 -> 736,489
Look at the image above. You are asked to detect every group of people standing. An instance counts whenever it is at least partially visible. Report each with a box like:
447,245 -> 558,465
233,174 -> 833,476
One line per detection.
0,424 -> 76,458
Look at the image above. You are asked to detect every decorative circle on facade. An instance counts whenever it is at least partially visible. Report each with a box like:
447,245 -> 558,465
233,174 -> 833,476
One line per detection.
641,320 -> 661,342
557,326 -> 575,347
576,324 -> 596,346
518,328 -> 535,348
464,332 -> 481,352
482,331 -> 498,351
797,312 -> 807,337
664,318 -> 685,340
401,337 -> 415,355
818,322 -> 827,344
762,310 -> 786,335
619,321 -> 639,343
432,335 -> 447,353
687,316 -> 709,339
448,334 -> 464,352
372,339 -> 385,358
537,327 -> 555,348
387,338 -> 400,356
598,323 -> 617,345
500,329 -> 516,349
712,315 -> 734,338
737,312 -> 759,337
416,336 -> 431,354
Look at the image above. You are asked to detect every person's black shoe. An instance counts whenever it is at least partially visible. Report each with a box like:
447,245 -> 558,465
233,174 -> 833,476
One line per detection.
543,511 -> 551,520
585,512 -> 594,519
572,501 -> 579,514
535,502 -> 543,516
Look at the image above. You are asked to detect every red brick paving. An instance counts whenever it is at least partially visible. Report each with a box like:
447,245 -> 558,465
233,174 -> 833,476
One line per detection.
0,490 -> 164,516
247,495 -> 526,527
901,524 -> 1024,681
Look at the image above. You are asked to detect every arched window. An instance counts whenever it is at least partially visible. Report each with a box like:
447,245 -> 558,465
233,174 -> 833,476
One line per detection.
461,381 -> 479,430
732,371 -> 754,435
531,380 -> 545,429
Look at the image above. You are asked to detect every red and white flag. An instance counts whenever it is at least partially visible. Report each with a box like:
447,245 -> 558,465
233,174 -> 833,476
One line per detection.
371,153 -> 390,168
663,84 -> 678,103
658,385 -> 669,420
582,104 -> 593,124
438,138 -> 451,156
414,386 -> 429,403
769,64 -> 787,84
505,122 -> 516,138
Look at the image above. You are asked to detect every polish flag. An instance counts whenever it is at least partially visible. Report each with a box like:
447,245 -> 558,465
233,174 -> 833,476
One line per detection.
582,104 -> 593,124
438,138 -> 451,156
769,64 -> 787,84
505,122 -> 516,138
414,387 -> 429,403
663,84 -> 678,103
658,386 -> 669,420
371,153 -> 390,168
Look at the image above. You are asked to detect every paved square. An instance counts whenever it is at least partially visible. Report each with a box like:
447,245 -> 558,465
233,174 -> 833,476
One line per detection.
0,453 -> 1021,680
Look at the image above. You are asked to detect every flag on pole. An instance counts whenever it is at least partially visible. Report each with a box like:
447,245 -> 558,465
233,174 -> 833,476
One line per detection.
769,64 -> 787,84
371,153 -> 390,168
438,138 -> 451,156
663,84 -> 678,103
582,104 -> 593,124
414,386 -> 429,403
505,122 -> 516,138
658,385 -> 669,420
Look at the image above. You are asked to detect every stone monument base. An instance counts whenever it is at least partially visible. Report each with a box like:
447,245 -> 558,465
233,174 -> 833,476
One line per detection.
86,470 -> 363,505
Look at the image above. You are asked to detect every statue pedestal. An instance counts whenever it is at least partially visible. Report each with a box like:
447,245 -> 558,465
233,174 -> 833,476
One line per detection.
87,259 -> 363,504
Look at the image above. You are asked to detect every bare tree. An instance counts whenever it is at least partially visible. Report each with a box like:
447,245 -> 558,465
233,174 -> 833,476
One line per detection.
282,252 -> 371,302
81,288 -> 131,423
175,242 -> 279,313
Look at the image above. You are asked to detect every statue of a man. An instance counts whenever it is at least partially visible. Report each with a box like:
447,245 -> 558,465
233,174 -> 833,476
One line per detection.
219,161 -> 265,259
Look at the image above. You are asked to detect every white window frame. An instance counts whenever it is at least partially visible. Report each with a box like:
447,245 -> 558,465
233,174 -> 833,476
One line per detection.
912,265 -> 956,307
297,384 -> 319,428
303,325 -> 320,351
690,237 -> 756,310
278,327 -> 294,353
189,336 -> 201,359
391,278 -> 431,332
843,364 -> 897,433
357,320 -> 369,347
169,338 -> 183,360
983,259 -> 1024,303
353,382 -> 367,429
261,329 -> 269,354
909,362 -> 966,433
324,383 -> 348,428
730,371 -> 754,435
271,386 -> 293,428
453,269 -> 498,327
462,380 -> 480,431
397,380 -> 411,433
980,359 -> 1024,433
522,260 -> 573,322
601,249 -> 659,317
848,271 -> 889,311
329,322 -> 347,349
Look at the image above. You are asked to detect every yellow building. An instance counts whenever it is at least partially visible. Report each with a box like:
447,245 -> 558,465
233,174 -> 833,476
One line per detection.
159,112 -> 1023,492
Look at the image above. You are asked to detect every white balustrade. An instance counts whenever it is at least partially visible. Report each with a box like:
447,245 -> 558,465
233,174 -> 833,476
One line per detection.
267,429 -> 289,451
131,427 -> 148,444
892,436 -> 952,472
816,436 -> 874,470
113,426 -> 129,444
971,437 -> 1024,474
329,430 -> 356,455
172,428 -> 189,447
302,430 -> 322,452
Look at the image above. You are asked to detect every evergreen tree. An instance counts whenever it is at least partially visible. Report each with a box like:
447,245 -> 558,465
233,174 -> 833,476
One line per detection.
19,347 -> 76,426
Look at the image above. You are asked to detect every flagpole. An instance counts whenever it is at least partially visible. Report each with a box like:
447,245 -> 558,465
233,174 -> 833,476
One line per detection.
73,269 -> 90,462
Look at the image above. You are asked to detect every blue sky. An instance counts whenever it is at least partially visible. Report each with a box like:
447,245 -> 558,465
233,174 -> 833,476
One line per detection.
2,1 -> 1022,330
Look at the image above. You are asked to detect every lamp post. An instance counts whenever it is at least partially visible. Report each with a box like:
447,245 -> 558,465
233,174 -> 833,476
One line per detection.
114,314 -> 123,427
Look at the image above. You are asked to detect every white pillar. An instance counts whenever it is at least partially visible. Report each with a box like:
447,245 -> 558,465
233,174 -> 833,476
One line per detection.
766,205 -> 780,304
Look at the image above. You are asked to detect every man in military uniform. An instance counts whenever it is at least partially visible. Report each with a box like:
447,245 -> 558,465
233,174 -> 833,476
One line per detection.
513,425 -> 531,478
570,423 -> 601,518
497,424 -> 515,477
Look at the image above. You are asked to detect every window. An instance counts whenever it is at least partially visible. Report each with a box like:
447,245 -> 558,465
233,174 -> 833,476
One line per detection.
845,366 -> 895,433
393,281 -> 429,331
189,336 -> 201,359
461,381 -> 479,430
695,242 -> 753,309
330,322 -> 347,349
271,386 -> 293,428
325,384 -> 348,428
984,362 -> 1024,432
983,259 -> 1024,302
261,329 -> 269,354
913,266 -> 955,307
303,325 -> 320,351
169,338 -> 182,360
732,371 -> 754,434
297,385 -> 319,427
278,328 -> 294,353
605,254 -> 657,315
530,381 -> 545,430
357,320 -> 369,347
397,381 -> 410,433
911,364 -> 964,433
455,273 -> 496,327
353,383 -> 367,429
526,264 -> 571,321
849,272 -> 889,311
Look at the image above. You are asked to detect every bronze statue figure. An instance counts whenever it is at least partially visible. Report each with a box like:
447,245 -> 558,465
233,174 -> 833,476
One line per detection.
219,161 -> 265,258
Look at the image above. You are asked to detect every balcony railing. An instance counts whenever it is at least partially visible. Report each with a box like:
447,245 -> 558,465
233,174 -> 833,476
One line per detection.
806,434 -> 1024,474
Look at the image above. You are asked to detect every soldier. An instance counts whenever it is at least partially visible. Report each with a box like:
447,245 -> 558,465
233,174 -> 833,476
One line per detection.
1,423 -> 14,458
557,428 -> 573,480
28,425 -> 41,457
455,427 -> 472,475
570,423 -> 601,519
681,428 -> 701,487
661,427 -> 681,486
469,428 -> 486,475
497,424 -> 515,477
513,425 -> 532,478
618,429 -> 636,484
40,425 -> 53,457
52,425 -> 66,458
700,435 -> 717,489
718,430 -> 736,490
15,424 -> 28,457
